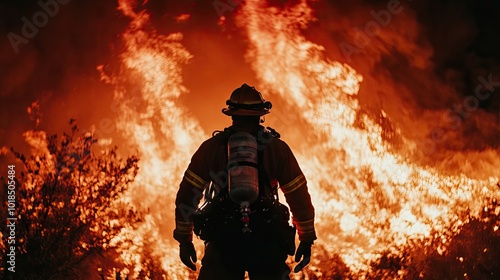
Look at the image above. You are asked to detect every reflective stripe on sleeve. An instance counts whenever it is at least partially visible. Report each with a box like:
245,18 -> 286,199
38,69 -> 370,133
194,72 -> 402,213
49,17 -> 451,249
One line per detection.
293,218 -> 315,234
183,169 -> 207,190
175,220 -> 193,235
280,174 -> 306,194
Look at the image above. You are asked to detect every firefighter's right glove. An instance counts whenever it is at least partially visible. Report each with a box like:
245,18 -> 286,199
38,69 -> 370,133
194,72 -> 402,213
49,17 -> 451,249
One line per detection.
294,241 -> 313,273
179,241 -> 197,271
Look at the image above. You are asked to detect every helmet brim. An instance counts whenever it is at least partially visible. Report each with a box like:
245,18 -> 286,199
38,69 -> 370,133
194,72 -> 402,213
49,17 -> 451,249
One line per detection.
222,108 -> 270,116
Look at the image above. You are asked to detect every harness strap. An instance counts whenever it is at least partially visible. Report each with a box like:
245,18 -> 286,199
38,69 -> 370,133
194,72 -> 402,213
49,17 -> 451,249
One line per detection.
257,146 -> 278,202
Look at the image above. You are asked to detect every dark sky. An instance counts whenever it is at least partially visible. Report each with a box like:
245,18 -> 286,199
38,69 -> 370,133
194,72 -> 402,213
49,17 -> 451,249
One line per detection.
1,0 -> 499,167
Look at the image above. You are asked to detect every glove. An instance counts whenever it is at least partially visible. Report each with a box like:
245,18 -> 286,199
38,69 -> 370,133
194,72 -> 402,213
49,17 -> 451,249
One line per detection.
179,242 -> 197,271
293,241 -> 312,273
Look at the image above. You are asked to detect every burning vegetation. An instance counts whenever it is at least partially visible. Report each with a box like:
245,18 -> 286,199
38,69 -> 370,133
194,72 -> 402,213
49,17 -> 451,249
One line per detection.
1,0 -> 500,279
1,120 -> 140,279
0,121 -> 498,279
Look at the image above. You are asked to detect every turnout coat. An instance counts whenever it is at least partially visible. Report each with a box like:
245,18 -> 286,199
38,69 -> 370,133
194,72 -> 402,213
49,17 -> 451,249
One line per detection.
174,124 -> 317,244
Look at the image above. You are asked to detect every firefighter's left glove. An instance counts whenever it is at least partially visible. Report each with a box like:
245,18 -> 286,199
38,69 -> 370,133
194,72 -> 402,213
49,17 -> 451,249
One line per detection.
294,241 -> 313,273
179,242 -> 197,271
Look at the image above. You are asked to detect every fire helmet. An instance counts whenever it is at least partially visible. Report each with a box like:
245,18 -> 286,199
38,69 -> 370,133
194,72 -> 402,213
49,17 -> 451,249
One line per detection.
222,84 -> 272,116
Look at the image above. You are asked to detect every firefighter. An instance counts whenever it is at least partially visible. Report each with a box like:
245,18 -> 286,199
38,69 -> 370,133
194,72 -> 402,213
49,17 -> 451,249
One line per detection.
174,84 -> 316,279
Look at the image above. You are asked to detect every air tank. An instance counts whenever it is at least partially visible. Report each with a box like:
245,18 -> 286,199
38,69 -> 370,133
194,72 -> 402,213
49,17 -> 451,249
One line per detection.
227,131 -> 259,232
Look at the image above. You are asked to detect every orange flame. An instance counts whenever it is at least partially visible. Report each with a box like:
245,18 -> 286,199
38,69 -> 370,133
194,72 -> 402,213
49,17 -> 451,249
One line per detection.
99,0 -> 500,278
101,0 -> 206,278
237,0 -> 500,273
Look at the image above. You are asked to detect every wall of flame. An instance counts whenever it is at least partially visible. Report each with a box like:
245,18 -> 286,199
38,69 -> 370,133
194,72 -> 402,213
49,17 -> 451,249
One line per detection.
93,0 -> 500,278
1,0 -> 499,279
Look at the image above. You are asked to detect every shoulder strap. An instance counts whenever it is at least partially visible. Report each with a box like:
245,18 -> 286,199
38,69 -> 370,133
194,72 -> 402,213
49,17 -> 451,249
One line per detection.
257,147 -> 278,202
204,127 -> 234,202
256,126 -> 280,202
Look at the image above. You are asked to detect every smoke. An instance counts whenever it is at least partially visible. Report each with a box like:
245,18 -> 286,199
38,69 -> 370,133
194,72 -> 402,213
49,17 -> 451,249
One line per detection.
0,0 -> 499,277
0,0 -> 127,156
0,0 -> 498,178
300,0 -> 500,176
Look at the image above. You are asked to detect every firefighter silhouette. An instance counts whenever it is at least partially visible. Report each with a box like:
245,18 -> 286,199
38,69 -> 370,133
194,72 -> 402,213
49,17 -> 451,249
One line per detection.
174,84 -> 316,279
